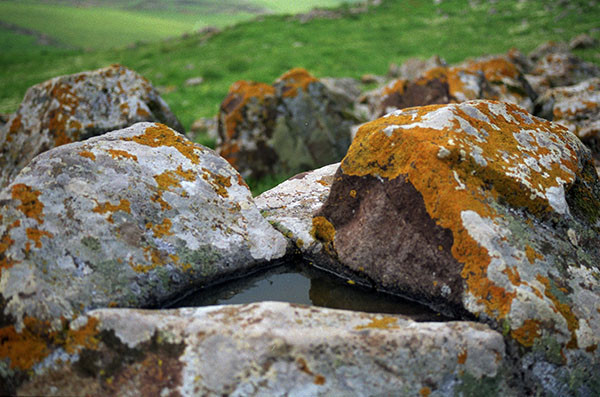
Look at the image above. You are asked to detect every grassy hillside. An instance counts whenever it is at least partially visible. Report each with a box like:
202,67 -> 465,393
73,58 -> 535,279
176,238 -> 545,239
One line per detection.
0,0 -> 362,50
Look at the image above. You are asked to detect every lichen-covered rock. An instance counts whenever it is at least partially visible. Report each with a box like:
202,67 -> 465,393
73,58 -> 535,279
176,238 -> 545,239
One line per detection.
312,100 -> 600,395
362,55 -> 536,119
256,163 -> 339,261
217,68 -> 356,180
527,51 -> 599,93
0,122 -> 287,381
0,64 -> 183,189
12,302 -> 518,396
536,78 -> 600,140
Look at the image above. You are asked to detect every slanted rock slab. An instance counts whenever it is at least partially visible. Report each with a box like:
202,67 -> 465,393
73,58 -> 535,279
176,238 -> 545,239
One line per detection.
15,302 -> 518,396
313,100 -> 600,395
0,122 -> 287,385
0,64 -> 183,188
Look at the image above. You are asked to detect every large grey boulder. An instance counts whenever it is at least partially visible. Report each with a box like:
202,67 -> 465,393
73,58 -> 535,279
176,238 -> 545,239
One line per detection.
312,100 -> 600,395
13,302 -> 518,396
0,123 -> 287,384
0,64 -> 183,188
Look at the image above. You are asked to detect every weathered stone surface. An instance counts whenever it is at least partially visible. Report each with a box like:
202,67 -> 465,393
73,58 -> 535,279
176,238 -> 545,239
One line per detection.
0,64 -> 183,189
313,100 -> 600,395
13,302 -> 518,396
536,78 -> 600,139
256,163 -> 339,260
0,122 -> 287,381
569,34 -> 599,50
187,116 -> 219,144
361,54 -> 536,119
527,51 -> 599,93
217,68 -> 356,180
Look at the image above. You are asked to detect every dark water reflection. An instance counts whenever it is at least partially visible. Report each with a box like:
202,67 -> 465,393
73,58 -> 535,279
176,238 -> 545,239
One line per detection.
167,261 -> 450,322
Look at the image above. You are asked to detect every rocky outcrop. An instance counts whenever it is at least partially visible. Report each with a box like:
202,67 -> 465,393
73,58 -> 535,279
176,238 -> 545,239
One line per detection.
312,100 -> 600,395
13,302 -> 518,396
217,68 -> 357,180
526,48 -> 599,93
0,64 -> 183,189
361,54 -> 536,119
0,122 -> 287,387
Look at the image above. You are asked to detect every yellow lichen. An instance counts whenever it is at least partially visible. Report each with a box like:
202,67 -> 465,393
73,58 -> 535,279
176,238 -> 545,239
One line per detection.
222,81 -> 275,140
93,199 -> 131,223
525,245 -> 544,264
311,216 -> 336,244
147,218 -> 173,238
78,150 -> 96,161
537,275 -> 579,348
510,319 -> 542,347
277,68 -> 319,98
355,316 -> 399,330
107,149 -> 138,161
419,387 -> 431,397
124,124 -> 201,164
202,168 -> 232,198
25,228 -> 54,249
457,350 -> 468,364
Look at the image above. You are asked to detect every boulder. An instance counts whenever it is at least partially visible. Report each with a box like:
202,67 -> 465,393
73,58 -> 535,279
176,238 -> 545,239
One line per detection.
0,122 -> 287,384
527,51 -> 599,93
0,64 -> 183,189
360,54 -> 536,119
312,100 -> 600,395
255,163 -> 339,261
569,34 -> 598,50
217,68 -> 356,180
12,302 -> 518,396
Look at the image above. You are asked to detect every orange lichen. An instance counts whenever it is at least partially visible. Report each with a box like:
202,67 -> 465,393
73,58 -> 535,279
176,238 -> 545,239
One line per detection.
136,105 -> 150,117
296,357 -> 326,386
124,124 -> 201,164
78,150 -> 96,161
382,79 -> 408,97
311,216 -> 336,244
277,68 -> 318,98
467,57 -> 519,82
26,228 -> 54,249
525,245 -> 544,264
93,199 -> 131,223
6,115 -> 22,142
419,386 -> 431,397
511,319 -> 542,347
537,275 -> 579,349
11,184 -> 44,224
107,149 -> 138,161
339,101 -> 580,320
47,81 -> 80,146
152,166 -> 196,209
355,316 -> 399,330
0,316 -> 100,371
147,218 -> 173,238
202,168 -> 232,198
457,350 -> 468,364
222,81 -> 275,140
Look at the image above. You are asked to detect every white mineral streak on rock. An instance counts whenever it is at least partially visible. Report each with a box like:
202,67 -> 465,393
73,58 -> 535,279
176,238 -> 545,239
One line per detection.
545,184 -> 570,215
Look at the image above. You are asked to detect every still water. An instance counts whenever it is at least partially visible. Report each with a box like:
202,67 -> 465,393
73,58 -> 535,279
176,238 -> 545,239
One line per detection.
167,261 -> 450,322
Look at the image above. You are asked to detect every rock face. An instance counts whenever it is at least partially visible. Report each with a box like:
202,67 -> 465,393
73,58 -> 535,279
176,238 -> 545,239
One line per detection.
0,122 -> 287,383
362,54 -> 536,119
536,78 -> 600,148
312,100 -> 600,395
0,64 -> 183,188
13,302 -> 518,396
217,68 -> 356,180
256,163 -> 339,260
527,50 -> 599,93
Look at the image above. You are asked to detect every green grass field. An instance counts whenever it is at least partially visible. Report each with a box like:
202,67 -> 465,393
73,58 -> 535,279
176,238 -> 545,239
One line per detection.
1,0 -> 599,193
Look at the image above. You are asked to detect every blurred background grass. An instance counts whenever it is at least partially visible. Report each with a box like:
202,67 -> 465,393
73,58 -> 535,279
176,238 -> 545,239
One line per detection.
1,0 -> 599,193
